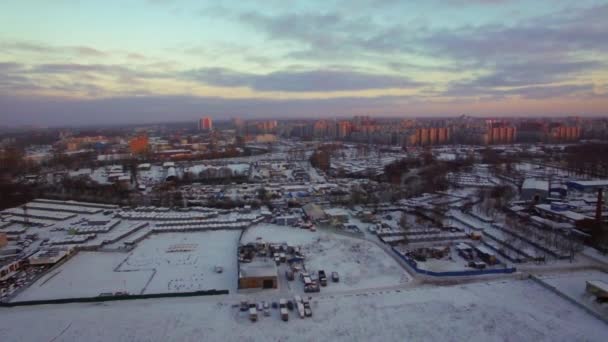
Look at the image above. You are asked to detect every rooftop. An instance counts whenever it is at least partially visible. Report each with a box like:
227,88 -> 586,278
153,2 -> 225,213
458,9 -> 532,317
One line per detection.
239,258 -> 277,278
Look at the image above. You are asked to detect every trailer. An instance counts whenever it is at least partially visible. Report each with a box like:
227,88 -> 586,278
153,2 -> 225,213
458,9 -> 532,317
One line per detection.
249,308 -> 258,322
297,302 -> 305,318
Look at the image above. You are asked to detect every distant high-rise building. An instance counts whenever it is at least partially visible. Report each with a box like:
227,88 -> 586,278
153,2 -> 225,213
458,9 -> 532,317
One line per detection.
337,121 -> 352,139
199,117 -> 213,131
483,122 -> 516,144
232,117 -> 245,135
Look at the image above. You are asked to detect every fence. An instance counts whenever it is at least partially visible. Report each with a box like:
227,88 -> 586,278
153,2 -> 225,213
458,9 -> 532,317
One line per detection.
391,247 -> 517,277
1,289 -> 229,307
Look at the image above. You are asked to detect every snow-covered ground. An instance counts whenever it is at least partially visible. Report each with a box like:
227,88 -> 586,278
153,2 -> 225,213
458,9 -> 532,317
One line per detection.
1,279 -> 606,341
241,224 -> 318,245
121,231 -> 240,294
15,252 -> 151,301
15,230 -> 241,301
242,224 -> 410,292
538,270 -> 608,318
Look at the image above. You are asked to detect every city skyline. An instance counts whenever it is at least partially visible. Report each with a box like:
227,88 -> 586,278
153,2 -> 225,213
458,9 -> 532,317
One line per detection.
1,0 -> 608,126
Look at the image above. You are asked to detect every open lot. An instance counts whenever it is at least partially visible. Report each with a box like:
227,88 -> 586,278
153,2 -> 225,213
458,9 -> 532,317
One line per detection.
242,224 -> 411,292
15,252 -> 151,301
121,231 -> 240,294
1,279 -> 606,341
15,230 -> 241,301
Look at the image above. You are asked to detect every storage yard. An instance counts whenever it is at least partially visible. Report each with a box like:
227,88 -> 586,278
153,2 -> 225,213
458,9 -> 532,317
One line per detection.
241,224 -> 410,292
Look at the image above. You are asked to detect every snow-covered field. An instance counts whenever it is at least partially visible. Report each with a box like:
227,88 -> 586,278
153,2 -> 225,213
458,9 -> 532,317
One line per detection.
1,279 -> 606,341
15,252 -> 151,301
242,224 -> 410,292
15,230 -> 240,301
539,270 -> 608,318
121,231 -> 240,294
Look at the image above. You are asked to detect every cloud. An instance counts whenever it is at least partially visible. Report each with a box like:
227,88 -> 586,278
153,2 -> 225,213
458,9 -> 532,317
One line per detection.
238,10 -> 384,56
463,59 -> 603,88
234,3 -> 608,66
444,81 -> 596,100
1,41 -> 107,57
0,62 -> 24,72
2,90 -> 607,128
185,67 -> 424,92
0,93 -> 415,126
420,4 -> 608,61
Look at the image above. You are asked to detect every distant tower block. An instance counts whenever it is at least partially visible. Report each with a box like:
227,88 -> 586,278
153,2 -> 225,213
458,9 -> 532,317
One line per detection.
199,117 -> 213,131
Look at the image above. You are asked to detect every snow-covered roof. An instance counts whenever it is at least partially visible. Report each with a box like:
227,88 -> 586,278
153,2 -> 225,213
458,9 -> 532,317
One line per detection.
586,280 -> 608,293
239,259 -> 277,278
522,178 -> 548,191
568,180 -> 608,187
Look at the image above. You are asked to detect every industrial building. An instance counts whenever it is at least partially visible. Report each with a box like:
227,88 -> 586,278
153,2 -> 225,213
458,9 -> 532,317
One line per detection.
238,259 -> 278,289
566,180 -> 608,193
521,179 -> 549,201
302,203 -> 327,222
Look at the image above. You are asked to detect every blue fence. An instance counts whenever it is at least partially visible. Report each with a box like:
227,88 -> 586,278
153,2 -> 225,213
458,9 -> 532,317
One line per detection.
392,247 -> 517,277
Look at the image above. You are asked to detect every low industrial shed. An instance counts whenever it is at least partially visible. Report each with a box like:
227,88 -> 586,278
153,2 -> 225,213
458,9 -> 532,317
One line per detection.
521,178 -> 549,201
239,259 -> 278,289
302,203 -> 326,222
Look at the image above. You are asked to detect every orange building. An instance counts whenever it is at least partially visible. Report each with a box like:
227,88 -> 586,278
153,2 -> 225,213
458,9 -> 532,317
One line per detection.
408,127 -> 450,146
549,125 -> 581,141
129,135 -> 149,154
484,124 -> 516,144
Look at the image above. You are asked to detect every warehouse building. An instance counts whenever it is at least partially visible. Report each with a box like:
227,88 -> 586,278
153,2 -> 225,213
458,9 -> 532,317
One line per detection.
566,180 -> 608,193
521,178 -> 549,202
238,259 -> 278,289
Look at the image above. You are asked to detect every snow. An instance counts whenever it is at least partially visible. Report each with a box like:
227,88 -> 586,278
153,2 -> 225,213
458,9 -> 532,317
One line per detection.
15,252 -> 151,301
15,230 -> 241,300
122,231 -> 240,294
242,224 -> 410,292
523,178 -> 549,191
241,224 -> 318,245
1,279 -> 606,341
539,270 -> 608,318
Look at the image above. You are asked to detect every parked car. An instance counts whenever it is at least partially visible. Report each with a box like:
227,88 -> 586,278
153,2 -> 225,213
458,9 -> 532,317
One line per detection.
331,271 -> 340,282
280,308 -> 289,321
240,301 -> 249,311
318,270 -> 327,286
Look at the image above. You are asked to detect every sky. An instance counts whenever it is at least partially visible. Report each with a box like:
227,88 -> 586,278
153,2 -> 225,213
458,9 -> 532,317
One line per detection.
1,0 -> 607,126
